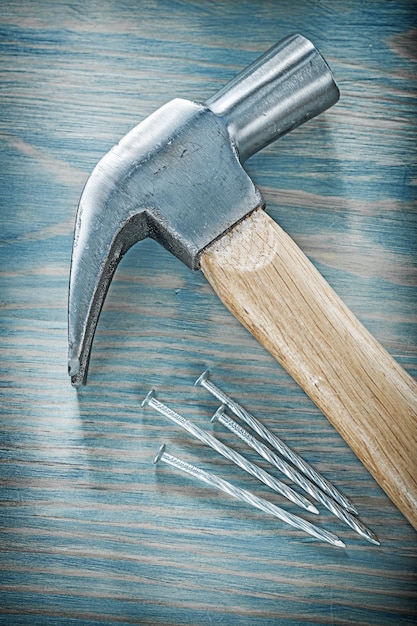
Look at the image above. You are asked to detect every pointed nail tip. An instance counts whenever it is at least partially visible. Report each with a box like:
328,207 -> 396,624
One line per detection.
308,504 -> 320,515
335,539 -> 346,548
367,533 -> 381,546
346,504 -> 359,516
339,498 -> 358,515
354,525 -> 380,546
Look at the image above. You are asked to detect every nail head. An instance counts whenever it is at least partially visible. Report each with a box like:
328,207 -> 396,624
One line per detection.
154,443 -> 166,464
211,405 -> 226,423
195,370 -> 210,387
142,389 -> 156,408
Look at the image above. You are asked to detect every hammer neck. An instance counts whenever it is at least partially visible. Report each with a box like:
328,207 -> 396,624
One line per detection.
206,33 -> 339,162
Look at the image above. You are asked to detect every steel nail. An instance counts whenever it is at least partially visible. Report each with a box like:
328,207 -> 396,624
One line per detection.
195,370 -> 357,515
142,390 -> 318,514
212,406 -> 379,545
154,444 -> 346,548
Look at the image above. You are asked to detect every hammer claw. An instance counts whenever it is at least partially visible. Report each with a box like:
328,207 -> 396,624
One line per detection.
68,168 -> 149,386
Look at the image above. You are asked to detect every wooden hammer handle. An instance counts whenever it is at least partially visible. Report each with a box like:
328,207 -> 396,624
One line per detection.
200,208 -> 417,529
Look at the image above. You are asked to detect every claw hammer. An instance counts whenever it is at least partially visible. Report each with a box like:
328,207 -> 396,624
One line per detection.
68,34 -> 417,529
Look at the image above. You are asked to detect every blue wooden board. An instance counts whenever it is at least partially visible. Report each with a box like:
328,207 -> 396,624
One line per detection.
0,1 -> 416,624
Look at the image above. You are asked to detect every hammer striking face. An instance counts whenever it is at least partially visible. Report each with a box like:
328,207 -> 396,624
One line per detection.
69,34 -> 417,531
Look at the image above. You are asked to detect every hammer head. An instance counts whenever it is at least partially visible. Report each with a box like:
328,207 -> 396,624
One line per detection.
68,99 -> 263,386
68,34 -> 339,387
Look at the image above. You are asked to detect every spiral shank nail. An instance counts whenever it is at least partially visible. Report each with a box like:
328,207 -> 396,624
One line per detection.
217,409 -> 328,497
196,371 -> 357,515
215,408 -> 379,544
216,407 -> 321,494
154,444 -> 345,548
142,391 -> 316,513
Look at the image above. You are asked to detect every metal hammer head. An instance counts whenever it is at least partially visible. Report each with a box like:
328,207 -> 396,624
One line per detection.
68,34 -> 339,387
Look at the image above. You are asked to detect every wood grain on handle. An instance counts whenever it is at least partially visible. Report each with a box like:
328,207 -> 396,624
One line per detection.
200,208 -> 417,529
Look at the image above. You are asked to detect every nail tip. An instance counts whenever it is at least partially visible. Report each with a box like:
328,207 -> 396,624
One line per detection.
368,533 -> 381,546
342,500 -> 358,515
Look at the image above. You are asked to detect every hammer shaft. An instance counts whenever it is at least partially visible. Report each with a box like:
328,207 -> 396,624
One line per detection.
200,208 -> 417,530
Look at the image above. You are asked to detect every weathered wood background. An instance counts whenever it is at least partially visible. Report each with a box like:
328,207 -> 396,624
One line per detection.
1,1 -> 416,624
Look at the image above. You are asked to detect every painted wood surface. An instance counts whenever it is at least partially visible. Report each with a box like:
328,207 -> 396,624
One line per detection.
0,1 -> 416,624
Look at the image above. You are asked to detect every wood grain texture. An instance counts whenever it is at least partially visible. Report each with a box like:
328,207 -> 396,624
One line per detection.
201,208 -> 417,528
1,1 -> 416,624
